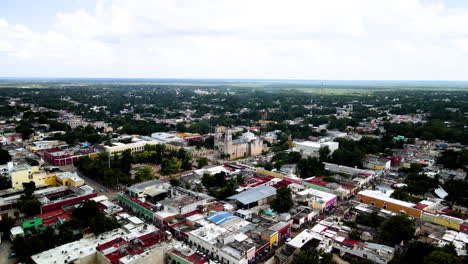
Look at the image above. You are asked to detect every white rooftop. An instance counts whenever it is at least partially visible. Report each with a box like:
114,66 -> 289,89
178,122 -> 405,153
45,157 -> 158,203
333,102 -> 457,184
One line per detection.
297,188 -> 337,202
287,229 -> 323,249
128,216 -> 144,225
359,190 -> 416,208
56,171 -> 83,182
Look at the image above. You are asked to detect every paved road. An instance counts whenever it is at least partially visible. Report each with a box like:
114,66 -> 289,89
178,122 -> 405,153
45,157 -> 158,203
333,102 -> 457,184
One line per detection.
61,168 -> 118,200
0,241 -> 17,264
74,170 -> 110,192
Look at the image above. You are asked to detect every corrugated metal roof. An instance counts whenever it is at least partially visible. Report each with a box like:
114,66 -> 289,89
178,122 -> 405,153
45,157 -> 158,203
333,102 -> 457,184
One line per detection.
128,180 -> 164,193
205,211 -> 238,225
227,185 -> 276,205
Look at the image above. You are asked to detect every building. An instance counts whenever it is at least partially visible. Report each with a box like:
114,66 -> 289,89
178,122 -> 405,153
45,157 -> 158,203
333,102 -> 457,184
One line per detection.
296,188 -> 338,210
127,180 -> 171,202
215,127 -> 264,160
333,241 -> 395,264
50,171 -> 85,187
31,223 -> 167,264
96,230 -> 169,264
39,185 -> 97,214
227,185 -> 277,209
185,211 -> 290,264
11,165 -> 84,189
302,177 -> 356,199
65,118 -> 89,129
43,148 -> 85,166
150,132 -> 184,143
11,164 -> 47,189
0,161 -> 13,178
294,141 -> 339,157
29,140 -> 64,151
104,140 -> 160,155
323,162 -> 378,178
357,190 -> 422,218
364,155 -> 391,170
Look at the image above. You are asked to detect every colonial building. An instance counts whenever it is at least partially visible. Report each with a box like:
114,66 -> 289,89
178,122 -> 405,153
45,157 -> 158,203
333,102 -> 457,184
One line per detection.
215,127 -> 264,159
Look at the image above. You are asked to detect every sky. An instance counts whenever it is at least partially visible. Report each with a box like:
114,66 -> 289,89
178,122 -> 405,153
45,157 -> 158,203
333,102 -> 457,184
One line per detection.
2,0 -> 468,80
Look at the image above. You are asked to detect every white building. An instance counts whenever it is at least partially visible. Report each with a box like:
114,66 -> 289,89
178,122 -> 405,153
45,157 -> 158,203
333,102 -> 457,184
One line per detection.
150,132 -> 183,143
0,161 -> 13,178
294,141 -> 339,157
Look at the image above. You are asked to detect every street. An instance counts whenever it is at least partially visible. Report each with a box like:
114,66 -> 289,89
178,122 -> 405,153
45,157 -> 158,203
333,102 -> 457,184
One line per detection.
61,167 -> 118,200
0,241 -> 17,264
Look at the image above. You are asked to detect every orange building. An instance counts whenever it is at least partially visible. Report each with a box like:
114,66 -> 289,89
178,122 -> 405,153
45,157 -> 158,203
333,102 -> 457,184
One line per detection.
357,190 -> 422,218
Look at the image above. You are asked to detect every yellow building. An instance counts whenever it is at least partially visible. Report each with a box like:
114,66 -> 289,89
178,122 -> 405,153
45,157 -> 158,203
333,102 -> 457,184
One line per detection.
47,172 -> 84,187
11,164 -> 44,189
12,164 -> 84,189
104,140 -> 160,155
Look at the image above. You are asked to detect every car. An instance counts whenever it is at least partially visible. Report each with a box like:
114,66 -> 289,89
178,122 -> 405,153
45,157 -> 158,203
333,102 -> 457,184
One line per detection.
8,252 -> 17,259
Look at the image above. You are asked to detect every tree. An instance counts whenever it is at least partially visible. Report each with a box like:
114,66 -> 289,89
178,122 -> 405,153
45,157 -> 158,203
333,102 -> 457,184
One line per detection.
20,199 -> 41,216
0,148 -> 11,165
23,181 -> 36,198
264,162 -> 274,171
169,178 -> 180,187
424,250 -> 460,264
443,179 -> 468,208
17,181 -> 41,217
0,176 -> 11,190
15,121 -> 34,139
298,156 -> 324,178
380,215 -> 415,245
72,200 -> 119,235
393,241 -> 460,264
319,146 -> 331,162
160,157 -> 182,175
390,189 -> 421,203
274,161 -> 284,171
350,259 -> 376,264
134,167 -> 154,182
120,149 -> 133,174
0,216 -> 14,239
270,187 -> 294,213
236,174 -> 245,185
197,157 -> 209,169
356,212 -> 384,228
295,248 -> 336,264
182,159 -> 192,171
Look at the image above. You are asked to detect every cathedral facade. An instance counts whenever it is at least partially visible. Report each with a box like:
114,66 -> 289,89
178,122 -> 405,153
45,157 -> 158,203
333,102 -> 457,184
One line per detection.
214,127 -> 264,160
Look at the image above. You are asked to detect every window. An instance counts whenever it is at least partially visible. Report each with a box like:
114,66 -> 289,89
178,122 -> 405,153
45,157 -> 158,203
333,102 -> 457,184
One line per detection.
371,202 -> 375,206
383,205 -> 387,209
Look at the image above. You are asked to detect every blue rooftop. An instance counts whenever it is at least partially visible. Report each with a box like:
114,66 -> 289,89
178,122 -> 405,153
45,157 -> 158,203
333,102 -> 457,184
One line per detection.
205,211 -> 238,225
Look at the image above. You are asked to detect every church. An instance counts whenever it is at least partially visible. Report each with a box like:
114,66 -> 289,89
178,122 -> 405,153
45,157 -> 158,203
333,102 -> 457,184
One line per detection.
214,127 -> 264,160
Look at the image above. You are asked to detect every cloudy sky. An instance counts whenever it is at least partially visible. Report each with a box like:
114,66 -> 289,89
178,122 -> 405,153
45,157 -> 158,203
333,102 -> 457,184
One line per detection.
2,0 -> 468,80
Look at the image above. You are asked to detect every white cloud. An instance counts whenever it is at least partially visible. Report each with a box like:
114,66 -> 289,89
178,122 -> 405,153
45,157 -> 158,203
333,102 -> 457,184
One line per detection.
1,0 -> 468,79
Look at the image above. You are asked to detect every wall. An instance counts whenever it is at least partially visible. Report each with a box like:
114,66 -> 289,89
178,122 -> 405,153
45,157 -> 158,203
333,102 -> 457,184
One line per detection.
434,215 -> 462,231
118,193 -> 155,219
127,247 -> 166,264
256,168 -> 284,179
357,193 -> 422,218
188,233 -> 248,264
11,166 -> 42,189
41,193 -> 97,214
269,232 -> 278,249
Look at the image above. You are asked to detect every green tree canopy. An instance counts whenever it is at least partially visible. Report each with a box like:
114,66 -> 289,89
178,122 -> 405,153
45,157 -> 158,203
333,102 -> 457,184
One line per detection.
380,215 -> 415,245
270,187 -> 294,213
0,148 -> 12,165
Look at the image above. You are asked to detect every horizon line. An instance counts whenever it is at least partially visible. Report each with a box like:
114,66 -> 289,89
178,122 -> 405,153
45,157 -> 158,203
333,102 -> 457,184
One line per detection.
2,77 -> 468,83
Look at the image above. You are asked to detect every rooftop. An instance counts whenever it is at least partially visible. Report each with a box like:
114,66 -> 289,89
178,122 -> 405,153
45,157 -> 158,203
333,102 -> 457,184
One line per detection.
358,190 -> 417,208
227,185 -> 277,205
